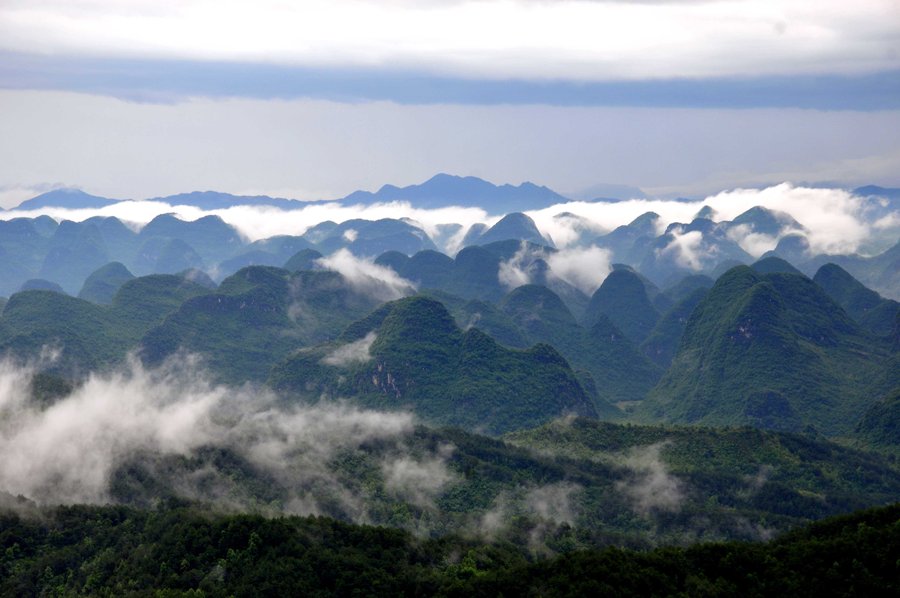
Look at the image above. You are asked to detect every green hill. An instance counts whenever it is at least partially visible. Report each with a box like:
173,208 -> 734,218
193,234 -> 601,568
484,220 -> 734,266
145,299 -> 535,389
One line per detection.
814,262 -> 899,337
582,269 -> 660,344
640,286 -> 708,368
0,274 -> 211,374
638,266 -> 893,435
141,266 -> 384,383
499,284 -> 659,411
269,296 -> 597,434
506,417 -> 900,519
77,261 -> 135,304
856,388 -> 900,452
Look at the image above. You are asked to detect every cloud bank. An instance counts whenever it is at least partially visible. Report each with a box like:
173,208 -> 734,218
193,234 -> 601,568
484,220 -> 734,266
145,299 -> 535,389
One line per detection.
0,183 -> 895,275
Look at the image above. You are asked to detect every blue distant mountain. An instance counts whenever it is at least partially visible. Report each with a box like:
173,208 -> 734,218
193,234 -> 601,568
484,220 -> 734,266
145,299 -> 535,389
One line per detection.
854,185 -> 900,200
340,173 -> 569,213
15,188 -> 120,210
16,189 -> 317,211
150,191 -> 308,210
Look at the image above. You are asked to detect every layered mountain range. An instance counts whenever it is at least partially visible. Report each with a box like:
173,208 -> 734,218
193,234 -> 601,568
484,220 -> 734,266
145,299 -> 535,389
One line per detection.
1,176 -> 899,584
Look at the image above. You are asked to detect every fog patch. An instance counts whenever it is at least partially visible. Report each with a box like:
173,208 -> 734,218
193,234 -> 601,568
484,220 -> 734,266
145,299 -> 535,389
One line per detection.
381,443 -> 457,509
321,332 -> 377,367
725,224 -> 780,258
498,242 -> 612,295
616,442 -> 685,515
657,229 -> 707,271
546,245 -> 612,295
316,248 -> 416,301
0,355 -> 224,504
473,481 -> 582,553
497,243 -> 535,290
737,464 -> 774,502
462,312 -> 482,331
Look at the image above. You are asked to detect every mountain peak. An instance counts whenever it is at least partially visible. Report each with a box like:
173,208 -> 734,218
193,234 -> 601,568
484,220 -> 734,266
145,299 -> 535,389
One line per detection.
16,188 -> 119,211
342,173 -> 568,212
473,212 -> 553,247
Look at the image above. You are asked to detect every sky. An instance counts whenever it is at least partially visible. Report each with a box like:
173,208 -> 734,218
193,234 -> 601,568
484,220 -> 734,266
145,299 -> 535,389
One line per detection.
1,0 -> 899,207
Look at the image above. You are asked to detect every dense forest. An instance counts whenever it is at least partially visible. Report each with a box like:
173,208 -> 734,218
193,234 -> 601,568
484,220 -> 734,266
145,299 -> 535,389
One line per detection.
2,499 -> 898,596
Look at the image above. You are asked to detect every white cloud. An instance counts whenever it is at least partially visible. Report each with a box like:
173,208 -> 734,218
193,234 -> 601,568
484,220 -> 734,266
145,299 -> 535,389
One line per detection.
528,183 -> 893,257
616,442 -> 684,515
315,248 -> 417,301
497,243 -> 535,291
497,242 -> 612,295
0,352 -> 467,522
546,245 -> 612,295
1,1 -> 897,80
657,229 -> 707,271
321,332 -> 377,367
381,443 -> 457,509
725,223 -> 782,258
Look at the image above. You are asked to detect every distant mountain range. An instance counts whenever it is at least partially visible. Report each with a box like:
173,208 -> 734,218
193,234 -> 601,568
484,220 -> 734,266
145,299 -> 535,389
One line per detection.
13,177 -> 900,214
10,173 -> 578,212
341,173 -> 569,212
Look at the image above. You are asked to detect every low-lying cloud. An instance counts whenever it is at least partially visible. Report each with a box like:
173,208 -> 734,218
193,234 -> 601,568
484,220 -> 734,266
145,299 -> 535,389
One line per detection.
498,242 -> 612,295
527,183 -> 897,257
475,480 -> 582,553
315,249 -> 417,301
0,184 -> 895,279
0,354 -> 462,523
546,245 -> 613,294
657,229 -> 707,271
321,332 -> 377,367
382,443 -> 457,510
616,442 -> 685,515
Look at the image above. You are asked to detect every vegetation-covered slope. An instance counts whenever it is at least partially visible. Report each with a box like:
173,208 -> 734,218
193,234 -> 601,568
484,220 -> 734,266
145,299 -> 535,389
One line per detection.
0,274 -> 211,374
269,296 -> 598,433
141,266 -> 383,383
2,492 -> 898,596
639,266 -> 894,435
499,284 -> 659,410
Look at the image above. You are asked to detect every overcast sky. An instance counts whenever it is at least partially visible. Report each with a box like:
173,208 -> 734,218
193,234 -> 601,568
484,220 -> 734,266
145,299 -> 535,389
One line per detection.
1,0 -> 899,207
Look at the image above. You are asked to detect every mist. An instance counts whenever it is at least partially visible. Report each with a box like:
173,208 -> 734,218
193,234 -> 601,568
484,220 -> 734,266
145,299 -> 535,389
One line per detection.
498,242 -> 613,295
615,442 -> 685,515
0,353 -> 463,523
314,249 -> 417,301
